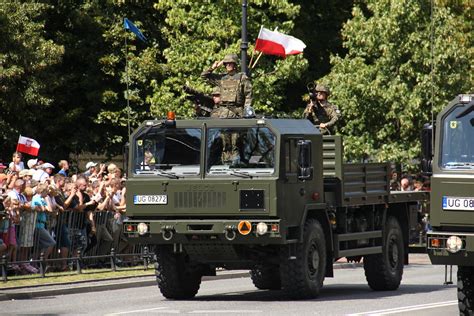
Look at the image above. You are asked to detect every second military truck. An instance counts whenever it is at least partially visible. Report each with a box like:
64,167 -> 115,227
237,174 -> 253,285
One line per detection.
124,116 -> 428,299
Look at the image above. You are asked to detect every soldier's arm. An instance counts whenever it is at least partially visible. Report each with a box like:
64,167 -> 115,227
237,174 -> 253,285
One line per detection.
324,105 -> 341,128
303,102 -> 313,119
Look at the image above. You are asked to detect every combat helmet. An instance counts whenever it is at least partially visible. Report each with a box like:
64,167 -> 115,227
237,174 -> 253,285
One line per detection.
211,86 -> 221,95
315,84 -> 330,96
223,54 -> 239,64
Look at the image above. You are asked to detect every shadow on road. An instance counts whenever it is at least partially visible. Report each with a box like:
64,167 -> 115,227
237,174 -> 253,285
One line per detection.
192,283 -> 455,302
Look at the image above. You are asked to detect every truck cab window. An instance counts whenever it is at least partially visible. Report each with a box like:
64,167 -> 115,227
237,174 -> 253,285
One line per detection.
285,139 -> 299,174
133,127 -> 201,176
207,127 -> 276,176
440,105 -> 474,169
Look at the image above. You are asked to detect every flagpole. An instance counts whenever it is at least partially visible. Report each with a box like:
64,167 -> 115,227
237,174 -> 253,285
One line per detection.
251,52 -> 263,69
125,30 -> 131,139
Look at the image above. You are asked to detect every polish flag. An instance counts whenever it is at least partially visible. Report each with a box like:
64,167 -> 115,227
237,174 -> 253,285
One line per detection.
255,27 -> 306,57
16,135 -> 40,156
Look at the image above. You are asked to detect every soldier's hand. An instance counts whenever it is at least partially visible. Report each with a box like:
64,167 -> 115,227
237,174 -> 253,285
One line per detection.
212,60 -> 223,70
320,123 -> 327,128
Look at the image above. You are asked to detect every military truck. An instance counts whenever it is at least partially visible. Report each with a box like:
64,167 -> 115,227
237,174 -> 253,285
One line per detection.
124,116 -> 428,299
424,94 -> 474,314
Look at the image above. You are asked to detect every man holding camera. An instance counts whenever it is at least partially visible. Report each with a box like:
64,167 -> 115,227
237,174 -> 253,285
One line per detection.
304,84 -> 341,135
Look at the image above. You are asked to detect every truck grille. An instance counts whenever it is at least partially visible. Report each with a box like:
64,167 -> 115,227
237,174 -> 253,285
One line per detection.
174,191 -> 226,209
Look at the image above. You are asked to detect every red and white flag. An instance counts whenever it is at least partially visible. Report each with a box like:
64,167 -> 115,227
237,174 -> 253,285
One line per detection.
16,135 -> 40,156
255,27 -> 306,57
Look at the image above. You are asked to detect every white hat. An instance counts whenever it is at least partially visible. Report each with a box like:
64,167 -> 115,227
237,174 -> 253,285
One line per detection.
19,169 -> 35,177
27,159 -> 38,169
86,161 -> 98,169
41,162 -> 55,169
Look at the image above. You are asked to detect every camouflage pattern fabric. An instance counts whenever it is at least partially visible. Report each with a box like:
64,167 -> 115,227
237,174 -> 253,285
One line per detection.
201,69 -> 252,116
303,101 -> 341,135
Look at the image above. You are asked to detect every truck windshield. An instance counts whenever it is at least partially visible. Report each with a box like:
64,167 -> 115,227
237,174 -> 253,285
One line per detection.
440,104 -> 474,169
133,127 -> 201,176
207,127 -> 276,177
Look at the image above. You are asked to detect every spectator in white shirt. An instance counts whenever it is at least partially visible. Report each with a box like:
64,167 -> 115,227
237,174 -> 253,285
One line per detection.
9,152 -> 25,172
33,163 -> 55,183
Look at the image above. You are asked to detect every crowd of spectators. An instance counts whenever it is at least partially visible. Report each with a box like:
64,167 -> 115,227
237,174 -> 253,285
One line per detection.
0,151 -> 127,275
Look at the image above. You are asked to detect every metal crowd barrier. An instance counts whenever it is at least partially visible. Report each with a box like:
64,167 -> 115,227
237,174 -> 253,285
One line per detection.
1,209 -> 152,282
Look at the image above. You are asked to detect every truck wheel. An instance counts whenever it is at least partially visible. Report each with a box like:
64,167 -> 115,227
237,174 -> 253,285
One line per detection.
155,246 -> 201,299
280,219 -> 326,299
364,216 -> 404,291
250,265 -> 281,290
458,266 -> 474,315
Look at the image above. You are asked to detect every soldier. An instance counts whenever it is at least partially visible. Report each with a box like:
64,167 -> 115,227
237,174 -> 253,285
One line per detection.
303,84 -> 341,135
201,53 -> 252,118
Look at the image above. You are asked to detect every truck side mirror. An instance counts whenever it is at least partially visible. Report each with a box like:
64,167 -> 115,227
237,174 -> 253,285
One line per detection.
421,123 -> 433,175
297,140 -> 313,180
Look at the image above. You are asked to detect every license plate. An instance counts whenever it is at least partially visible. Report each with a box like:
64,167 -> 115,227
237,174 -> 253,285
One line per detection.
134,195 -> 168,205
442,196 -> 474,211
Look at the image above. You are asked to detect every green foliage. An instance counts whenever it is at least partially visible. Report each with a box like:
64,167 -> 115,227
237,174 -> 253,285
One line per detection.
321,0 -> 473,167
0,3 -> 63,151
149,0 -> 307,118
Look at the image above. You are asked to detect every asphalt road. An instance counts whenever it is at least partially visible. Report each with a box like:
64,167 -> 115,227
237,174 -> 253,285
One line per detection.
1,264 -> 459,315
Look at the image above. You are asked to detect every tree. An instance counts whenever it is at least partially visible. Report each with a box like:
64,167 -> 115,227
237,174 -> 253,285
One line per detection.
149,0 -> 308,118
0,3 -> 63,159
321,0 -> 473,165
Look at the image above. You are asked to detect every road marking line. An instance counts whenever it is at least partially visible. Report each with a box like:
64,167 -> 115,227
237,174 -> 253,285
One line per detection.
106,307 -> 168,315
188,312 -> 262,314
347,300 -> 457,315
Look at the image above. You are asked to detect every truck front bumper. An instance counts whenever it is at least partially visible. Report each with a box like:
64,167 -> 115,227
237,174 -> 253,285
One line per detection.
427,231 -> 474,266
123,219 -> 285,245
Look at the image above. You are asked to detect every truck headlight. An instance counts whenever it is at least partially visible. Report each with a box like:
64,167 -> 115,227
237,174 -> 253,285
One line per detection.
256,222 -> 268,236
137,222 -> 149,235
446,236 -> 463,253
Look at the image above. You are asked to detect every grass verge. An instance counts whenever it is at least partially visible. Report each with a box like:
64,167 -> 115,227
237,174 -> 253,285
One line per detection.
1,267 -> 154,289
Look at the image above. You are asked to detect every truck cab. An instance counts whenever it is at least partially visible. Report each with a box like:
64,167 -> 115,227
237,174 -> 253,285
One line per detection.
426,94 -> 474,313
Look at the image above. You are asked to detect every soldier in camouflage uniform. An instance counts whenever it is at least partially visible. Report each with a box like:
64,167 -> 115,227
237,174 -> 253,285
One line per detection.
201,54 -> 252,118
303,84 -> 341,135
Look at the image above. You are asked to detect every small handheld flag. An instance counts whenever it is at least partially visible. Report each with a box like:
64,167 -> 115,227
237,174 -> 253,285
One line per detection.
124,18 -> 147,42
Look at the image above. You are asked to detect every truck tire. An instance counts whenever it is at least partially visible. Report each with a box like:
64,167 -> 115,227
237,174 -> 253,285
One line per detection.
250,265 -> 281,290
364,216 -> 404,291
280,219 -> 326,299
458,266 -> 474,315
155,246 -> 201,299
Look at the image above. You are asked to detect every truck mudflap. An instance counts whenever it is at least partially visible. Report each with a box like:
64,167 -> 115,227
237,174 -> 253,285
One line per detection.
123,219 -> 285,244
427,231 -> 474,266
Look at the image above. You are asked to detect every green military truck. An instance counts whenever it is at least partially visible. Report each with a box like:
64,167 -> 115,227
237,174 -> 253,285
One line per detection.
425,94 -> 474,314
124,116 -> 428,299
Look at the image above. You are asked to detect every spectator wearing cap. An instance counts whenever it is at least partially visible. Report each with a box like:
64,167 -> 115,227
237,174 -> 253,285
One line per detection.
27,159 -> 38,170
57,160 -> 69,177
9,152 -> 25,173
33,163 -> 54,183
84,162 -> 98,178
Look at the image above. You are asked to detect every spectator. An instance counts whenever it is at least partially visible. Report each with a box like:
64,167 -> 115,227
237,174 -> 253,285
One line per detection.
400,177 -> 413,191
32,183 -> 56,265
9,151 -> 25,172
84,162 -> 98,178
5,179 -> 27,274
33,163 -> 55,183
57,160 -> 69,177
0,162 -> 7,173
27,159 -> 38,170
17,186 -> 38,274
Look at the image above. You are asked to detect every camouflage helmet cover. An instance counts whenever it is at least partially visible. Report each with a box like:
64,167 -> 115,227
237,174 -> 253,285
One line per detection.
211,86 -> 221,95
315,84 -> 330,96
223,54 -> 239,64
